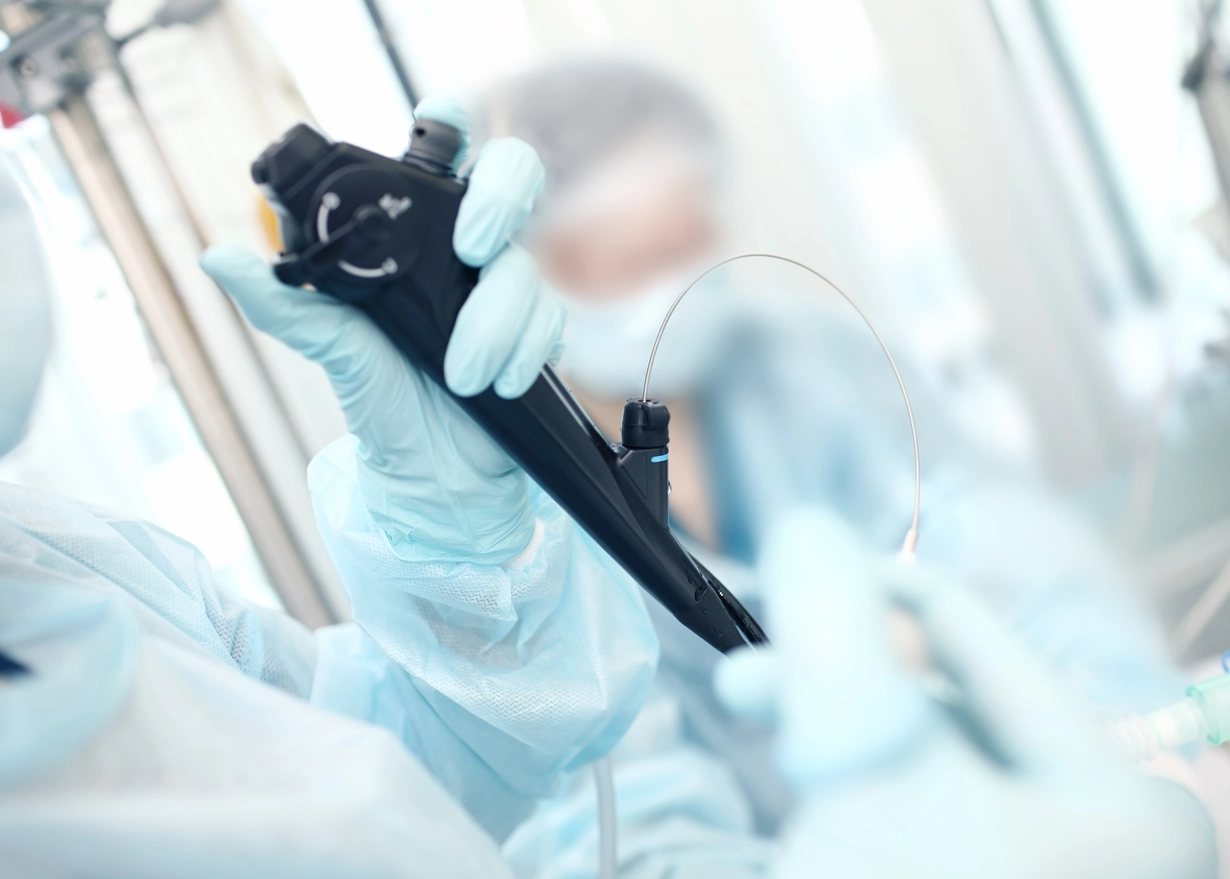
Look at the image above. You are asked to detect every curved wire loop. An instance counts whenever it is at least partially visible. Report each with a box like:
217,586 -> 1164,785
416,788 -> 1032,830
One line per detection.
641,252 -> 921,555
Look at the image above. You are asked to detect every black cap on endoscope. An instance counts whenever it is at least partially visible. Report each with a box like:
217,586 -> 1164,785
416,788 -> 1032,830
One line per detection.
403,119 -> 464,176
621,399 -> 670,449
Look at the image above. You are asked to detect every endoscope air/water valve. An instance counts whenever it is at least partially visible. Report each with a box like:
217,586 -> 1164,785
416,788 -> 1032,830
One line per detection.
251,119 -> 767,653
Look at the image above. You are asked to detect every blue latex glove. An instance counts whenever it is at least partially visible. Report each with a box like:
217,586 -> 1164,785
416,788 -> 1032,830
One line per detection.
201,96 -> 564,563
715,509 -> 1217,879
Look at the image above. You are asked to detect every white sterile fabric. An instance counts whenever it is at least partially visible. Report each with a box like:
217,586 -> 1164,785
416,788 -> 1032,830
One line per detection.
308,435 -> 659,818
0,483 -> 508,878
0,464 -> 657,871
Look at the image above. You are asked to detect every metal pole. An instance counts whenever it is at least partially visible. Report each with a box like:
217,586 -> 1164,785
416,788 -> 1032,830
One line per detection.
48,93 -> 335,628
1028,0 -> 1159,299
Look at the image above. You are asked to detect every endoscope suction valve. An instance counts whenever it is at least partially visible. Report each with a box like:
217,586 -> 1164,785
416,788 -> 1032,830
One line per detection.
401,118 -> 464,174
252,119 -> 767,654
617,400 -> 671,527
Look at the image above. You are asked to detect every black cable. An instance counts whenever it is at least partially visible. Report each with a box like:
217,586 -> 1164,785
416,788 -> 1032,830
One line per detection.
361,0 -> 418,112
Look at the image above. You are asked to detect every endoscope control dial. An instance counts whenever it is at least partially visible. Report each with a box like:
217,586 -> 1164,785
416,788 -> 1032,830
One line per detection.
307,165 -> 425,286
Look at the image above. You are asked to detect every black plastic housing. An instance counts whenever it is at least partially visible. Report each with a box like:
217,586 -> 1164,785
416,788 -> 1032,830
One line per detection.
251,123 -> 765,653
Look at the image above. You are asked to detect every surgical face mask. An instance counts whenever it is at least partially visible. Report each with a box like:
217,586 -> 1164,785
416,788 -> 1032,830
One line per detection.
0,169 -> 54,457
557,264 -> 739,401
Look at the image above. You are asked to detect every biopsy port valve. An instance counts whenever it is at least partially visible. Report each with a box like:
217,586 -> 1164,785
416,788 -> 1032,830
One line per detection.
251,119 -> 767,653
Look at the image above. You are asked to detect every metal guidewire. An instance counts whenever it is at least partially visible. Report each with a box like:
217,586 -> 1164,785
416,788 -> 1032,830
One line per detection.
641,252 -> 922,556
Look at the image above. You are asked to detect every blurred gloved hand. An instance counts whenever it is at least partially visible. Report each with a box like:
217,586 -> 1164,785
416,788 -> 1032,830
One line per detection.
202,97 -> 564,563
714,509 -> 1218,879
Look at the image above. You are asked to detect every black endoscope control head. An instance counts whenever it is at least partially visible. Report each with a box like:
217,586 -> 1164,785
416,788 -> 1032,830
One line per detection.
250,121 -> 472,304
251,124 -> 330,191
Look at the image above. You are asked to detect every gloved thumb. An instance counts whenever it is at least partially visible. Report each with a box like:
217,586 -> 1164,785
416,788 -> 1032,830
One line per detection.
202,243 -> 324,335
201,243 -> 384,383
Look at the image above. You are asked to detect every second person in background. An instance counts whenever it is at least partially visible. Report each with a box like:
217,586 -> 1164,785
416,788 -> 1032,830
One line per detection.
470,56 -> 1204,877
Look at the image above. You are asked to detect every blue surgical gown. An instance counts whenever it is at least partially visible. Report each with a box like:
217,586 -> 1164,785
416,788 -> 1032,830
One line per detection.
0,439 -> 658,876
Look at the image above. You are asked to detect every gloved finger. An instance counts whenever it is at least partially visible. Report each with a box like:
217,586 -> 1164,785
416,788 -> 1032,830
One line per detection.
454,138 -> 545,267
883,562 -> 1108,775
201,245 -> 403,401
714,646 -> 782,726
444,244 -> 540,397
547,336 -> 566,367
413,95 -> 471,173
492,286 -> 566,399
760,508 -> 929,787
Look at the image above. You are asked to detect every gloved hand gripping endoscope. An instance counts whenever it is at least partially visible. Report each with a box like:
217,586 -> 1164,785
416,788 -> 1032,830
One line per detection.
252,119 -> 767,653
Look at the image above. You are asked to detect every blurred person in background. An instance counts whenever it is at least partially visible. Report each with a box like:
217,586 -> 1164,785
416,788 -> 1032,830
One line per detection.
472,57 -> 1215,876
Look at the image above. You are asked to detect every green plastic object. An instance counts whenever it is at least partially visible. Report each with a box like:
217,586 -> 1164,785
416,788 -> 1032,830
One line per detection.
1187,672 -> 1230,745
1106,671 -> 1230,760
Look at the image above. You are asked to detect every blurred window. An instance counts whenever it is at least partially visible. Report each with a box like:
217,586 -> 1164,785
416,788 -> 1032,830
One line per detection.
0,116 -> 278,608
993,0 -> 1230,403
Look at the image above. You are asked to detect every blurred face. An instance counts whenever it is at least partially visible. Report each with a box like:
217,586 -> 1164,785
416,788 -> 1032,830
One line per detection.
534,176 -> 719,302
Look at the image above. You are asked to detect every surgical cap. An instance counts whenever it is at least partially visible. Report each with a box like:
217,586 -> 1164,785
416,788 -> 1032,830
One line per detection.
470,57 -> 725,231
